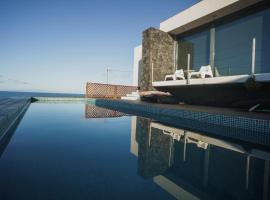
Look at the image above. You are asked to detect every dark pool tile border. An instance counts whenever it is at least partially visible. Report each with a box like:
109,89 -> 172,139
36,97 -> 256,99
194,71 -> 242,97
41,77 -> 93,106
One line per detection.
32,97 -> 88,103
87,99 -> 270,146
0,98 -> 31,142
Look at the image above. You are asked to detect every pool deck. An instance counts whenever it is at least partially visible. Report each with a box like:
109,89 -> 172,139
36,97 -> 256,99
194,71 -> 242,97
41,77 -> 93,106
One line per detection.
0,98 -> 31,141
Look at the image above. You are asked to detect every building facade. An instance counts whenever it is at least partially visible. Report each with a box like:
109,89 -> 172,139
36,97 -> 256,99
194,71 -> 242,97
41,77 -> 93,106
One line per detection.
133,0 -> 270,107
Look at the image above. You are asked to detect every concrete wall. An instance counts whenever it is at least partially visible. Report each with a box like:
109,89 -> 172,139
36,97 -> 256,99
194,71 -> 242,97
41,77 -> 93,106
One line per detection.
160,0 -> 262,35
132,45 -> 142,87
140,28 -> 175,91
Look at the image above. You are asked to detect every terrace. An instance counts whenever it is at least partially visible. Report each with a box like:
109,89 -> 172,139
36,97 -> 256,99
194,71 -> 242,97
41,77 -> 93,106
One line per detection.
137,1 -> 270,94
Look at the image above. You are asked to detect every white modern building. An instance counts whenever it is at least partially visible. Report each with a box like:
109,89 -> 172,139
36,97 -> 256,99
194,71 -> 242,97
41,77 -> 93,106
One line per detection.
133,0 -> 270,107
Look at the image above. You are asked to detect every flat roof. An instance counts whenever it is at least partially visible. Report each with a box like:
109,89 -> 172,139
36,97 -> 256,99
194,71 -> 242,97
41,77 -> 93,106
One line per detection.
160,0 -> 263,35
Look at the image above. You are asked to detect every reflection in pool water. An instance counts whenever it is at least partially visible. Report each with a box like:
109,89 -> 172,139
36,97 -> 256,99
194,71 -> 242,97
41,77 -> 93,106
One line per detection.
85,104 -> 126,119
130,116 -> 270,200
0,103 -> 173,200
0,103 -> 269,200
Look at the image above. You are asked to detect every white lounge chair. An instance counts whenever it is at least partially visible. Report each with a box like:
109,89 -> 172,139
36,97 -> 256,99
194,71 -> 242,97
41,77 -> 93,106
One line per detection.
189,65 -> 213,79
165,69 -> 185,81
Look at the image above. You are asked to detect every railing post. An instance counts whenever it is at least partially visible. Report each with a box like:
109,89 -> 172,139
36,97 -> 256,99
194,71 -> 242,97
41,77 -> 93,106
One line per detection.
106,68 -> 109,84
251,37 -> 256,76
203,145 -> 210,188
151,62 -> 154,83
245,155 -> 250,190
210,27 -> 216,77
174,40 -> 177,72
183,131 -> 187,162
187,54 -> 191,85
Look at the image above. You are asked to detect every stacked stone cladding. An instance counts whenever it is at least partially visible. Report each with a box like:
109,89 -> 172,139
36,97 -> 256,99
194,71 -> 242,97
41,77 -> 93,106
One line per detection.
141,27 -> 175,91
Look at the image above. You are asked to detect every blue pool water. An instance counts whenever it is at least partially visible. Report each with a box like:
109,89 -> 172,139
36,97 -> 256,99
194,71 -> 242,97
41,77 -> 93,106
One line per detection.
0,102 -> 269,200
0,103 -> 173,200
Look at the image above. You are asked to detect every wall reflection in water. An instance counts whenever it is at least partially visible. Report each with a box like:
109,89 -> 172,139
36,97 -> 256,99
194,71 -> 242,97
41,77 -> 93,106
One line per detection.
130,116 -> 270,200
85,104 -> 126,119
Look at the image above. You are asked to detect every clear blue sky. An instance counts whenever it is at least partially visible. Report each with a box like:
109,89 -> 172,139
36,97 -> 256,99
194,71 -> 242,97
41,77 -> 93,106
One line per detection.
0,0 -> 198,93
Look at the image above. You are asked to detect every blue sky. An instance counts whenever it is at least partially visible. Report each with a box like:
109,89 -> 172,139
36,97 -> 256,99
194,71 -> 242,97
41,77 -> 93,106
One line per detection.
0,0 -> 198,93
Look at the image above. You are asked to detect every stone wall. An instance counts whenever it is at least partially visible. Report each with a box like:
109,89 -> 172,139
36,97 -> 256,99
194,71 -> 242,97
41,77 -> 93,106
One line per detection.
140,27 -> 175,91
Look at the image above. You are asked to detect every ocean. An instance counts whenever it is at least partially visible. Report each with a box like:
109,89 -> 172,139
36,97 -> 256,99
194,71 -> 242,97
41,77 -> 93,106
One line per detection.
0,91 -> 84,98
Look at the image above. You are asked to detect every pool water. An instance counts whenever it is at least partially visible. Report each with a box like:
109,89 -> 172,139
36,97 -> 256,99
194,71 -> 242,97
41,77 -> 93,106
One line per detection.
0,103 -> 269,200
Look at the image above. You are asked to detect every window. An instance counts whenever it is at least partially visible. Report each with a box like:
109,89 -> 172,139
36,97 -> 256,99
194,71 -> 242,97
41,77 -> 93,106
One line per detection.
175,6 -> 270,76
177,30 -> 210,71
215,7 -> 270,76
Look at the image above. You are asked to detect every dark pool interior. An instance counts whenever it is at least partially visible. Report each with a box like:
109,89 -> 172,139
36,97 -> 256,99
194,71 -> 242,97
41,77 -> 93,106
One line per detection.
0,103 -> 269,200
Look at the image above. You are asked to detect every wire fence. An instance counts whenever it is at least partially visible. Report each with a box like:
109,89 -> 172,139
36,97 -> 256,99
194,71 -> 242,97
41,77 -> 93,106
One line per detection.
85,82 -> 136,99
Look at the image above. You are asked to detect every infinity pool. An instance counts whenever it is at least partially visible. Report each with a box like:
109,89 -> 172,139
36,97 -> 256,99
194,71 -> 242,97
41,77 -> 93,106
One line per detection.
0,102 -> 269,200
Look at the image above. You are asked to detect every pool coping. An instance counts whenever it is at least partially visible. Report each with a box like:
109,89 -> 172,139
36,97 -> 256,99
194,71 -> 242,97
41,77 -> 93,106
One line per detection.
87,98 -> 270,146
3,96 -> 270,146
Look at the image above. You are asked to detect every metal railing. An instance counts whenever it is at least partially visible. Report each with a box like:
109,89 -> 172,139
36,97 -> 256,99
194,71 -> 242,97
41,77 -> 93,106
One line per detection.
153,37 -> 270,83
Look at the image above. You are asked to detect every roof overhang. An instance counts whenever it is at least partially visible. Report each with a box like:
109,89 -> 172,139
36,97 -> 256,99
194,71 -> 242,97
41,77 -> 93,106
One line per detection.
160,0 -> 263,35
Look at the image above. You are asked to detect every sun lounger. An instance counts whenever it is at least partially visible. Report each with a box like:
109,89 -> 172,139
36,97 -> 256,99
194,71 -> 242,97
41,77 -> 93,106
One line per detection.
165,69 -> 185,81
189,65 -> 213,79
